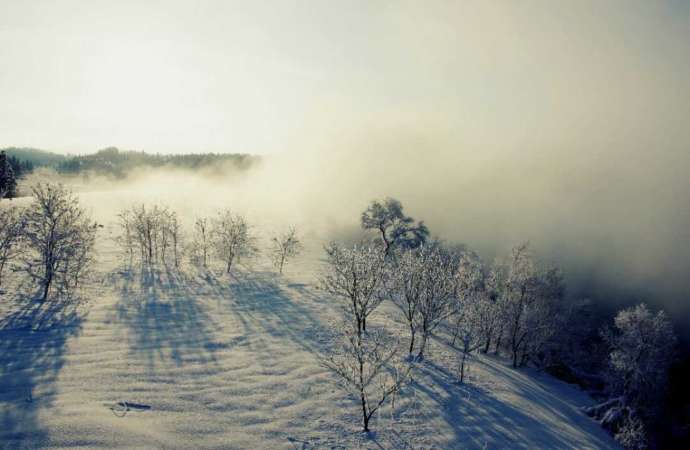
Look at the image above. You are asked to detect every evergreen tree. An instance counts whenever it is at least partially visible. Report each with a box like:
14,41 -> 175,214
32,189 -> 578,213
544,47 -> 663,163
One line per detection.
0,151 -> 18,199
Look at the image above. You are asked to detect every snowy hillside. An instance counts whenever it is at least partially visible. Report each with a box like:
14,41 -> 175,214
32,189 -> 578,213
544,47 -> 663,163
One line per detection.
0,193 -> 620,450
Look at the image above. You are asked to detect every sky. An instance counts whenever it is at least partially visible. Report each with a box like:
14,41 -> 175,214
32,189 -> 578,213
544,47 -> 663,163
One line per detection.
1,0 -> 688,155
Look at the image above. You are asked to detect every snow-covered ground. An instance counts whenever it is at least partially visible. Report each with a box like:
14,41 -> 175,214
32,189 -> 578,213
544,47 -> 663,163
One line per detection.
0,192 -> 619,449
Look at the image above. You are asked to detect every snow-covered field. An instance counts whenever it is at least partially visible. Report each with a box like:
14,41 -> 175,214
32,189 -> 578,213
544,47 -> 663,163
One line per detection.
0,191 -> 619,449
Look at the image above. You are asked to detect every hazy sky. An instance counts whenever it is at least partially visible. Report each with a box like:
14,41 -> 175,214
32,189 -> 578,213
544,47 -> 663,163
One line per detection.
1,0 -> 688,154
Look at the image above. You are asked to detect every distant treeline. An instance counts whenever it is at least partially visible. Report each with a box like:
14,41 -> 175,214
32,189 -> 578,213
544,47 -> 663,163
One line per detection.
6,154 -> 34,179
2,146 -> 258,178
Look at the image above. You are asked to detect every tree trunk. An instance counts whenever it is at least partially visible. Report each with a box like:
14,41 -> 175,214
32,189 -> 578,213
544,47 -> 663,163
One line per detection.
417,333 -> 427,360
408,326 -> 416,355
494,332 -> 502,355
41,275 -> 52,301
361,392 -> 369,432
483,334 -> 491,354
362,315 -> 366,332
460,350 -> 467,383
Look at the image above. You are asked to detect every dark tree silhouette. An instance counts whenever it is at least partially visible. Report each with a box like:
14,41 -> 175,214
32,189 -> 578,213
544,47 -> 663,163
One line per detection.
0,151 -> 18,199
361,197 -> 429,256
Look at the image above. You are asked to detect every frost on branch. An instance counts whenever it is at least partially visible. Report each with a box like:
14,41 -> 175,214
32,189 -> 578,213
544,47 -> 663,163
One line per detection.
320,319 -> 412,433
319,241 -> 387,334
270,226 -> 302,274
0,204 -> 25,289
211,209 -> 255,273
23,183 -> 97,301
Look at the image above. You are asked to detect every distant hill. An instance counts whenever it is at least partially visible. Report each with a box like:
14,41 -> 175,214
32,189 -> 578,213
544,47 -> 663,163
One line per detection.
2,147 -> 67,167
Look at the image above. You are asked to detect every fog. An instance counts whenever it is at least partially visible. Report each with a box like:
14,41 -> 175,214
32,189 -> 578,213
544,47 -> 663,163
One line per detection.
7,0 -> 690,327
22,115 -> 690,332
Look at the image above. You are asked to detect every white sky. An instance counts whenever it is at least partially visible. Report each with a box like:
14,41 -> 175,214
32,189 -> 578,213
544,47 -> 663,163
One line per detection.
1,0 -> 688,154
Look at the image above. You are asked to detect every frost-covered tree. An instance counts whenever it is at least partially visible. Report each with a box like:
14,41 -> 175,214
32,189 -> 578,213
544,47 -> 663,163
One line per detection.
583,304 -> 675,449
0,150 -> 18,200
167,211 -> 182,268
492,243 -> 564,368
414,243 -> 458,360
320,241 -> 387,335
157,208 -> 182,268
484,263 -> 508,354
189,217 -> 211,268
320,320 -> 411,433
361,197 -> 429,257
23,183 -> 97,301
0,205 -> 25,288
453,301 -> 484,383
451,252 -> 488,382
604,303 -> 676,413
116,209 -> 136,266
615,415 -> 648,450
270,226 -> 302,274
387,247 -> 428,356
211,209 -> 253,273
118,204 -> 177,268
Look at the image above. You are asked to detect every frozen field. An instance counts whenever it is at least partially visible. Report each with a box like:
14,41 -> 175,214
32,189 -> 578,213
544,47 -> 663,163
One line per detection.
0,192 -> 619,449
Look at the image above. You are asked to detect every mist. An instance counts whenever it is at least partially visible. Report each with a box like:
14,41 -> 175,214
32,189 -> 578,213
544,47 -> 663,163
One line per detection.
6,0 -> 690,325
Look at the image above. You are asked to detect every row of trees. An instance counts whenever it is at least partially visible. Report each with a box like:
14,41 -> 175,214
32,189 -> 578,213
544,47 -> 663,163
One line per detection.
0,183 -> 97,300
57,147 -> 257,178
116,205 -> 302,275
319,197 -> 677,448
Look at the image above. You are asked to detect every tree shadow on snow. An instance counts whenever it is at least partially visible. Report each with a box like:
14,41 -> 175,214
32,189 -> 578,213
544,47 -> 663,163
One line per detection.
224,268 -> 332,356
113,265 -> 222,373
410,356 -> 615,449
0,295 -> 85,448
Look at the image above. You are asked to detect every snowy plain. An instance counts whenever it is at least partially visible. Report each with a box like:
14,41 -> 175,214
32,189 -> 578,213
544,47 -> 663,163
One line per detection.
0,189 -> 620,449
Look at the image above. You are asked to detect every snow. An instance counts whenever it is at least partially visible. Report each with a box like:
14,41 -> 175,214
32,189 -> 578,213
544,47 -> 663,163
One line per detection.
0,193 -> 620,449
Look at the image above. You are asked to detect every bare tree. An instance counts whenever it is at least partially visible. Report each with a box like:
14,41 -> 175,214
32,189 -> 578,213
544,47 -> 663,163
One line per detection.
451,252 -> 484,345
361,197 -> 429,257
117,204 -> 181,269
270,226 -> 302,274
211,209 -> 253,273
158,208 -> 182,268
491,243 -> 564,368
320,320 -> 411,433
23,183 -> 97,301
116,209 -> 136,267
414,243 -> 458,360
450,291 -> 491,383
451,252 -> 488,382
387,246 -> 435,357
168,212 -> 182,268
189,217 -> 211,268
0,205 -> 25,288
121,204 -> 160,266
320,241 -> 387,335
481,263 -> 506,354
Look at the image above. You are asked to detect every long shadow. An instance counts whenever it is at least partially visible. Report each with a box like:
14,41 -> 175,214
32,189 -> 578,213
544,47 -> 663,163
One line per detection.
113,265 -> 222,374
224,268 -> 332,356
411,357 -> 615,449
0,296 -> 85,449
472,355 -> 614,447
